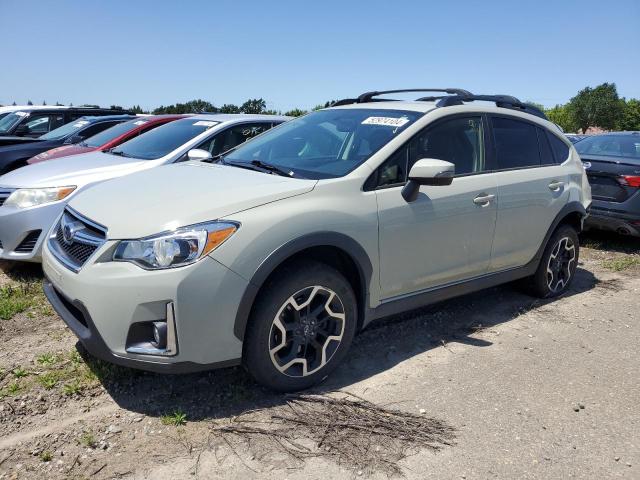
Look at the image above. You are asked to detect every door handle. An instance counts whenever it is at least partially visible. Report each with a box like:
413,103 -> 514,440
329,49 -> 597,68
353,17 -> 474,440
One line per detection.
548,181 -> 564,191
473,193 -> 495,206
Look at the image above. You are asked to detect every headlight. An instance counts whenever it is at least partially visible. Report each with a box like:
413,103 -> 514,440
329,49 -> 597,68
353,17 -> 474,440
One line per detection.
4,186 -> 76,208
113,221 -> 238,269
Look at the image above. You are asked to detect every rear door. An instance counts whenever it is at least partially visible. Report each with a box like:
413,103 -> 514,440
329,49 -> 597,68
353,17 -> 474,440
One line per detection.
488,116 -> 570,271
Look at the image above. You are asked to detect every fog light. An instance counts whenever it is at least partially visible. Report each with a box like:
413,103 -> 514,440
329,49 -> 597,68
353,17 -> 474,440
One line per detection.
152,321 -> 167,349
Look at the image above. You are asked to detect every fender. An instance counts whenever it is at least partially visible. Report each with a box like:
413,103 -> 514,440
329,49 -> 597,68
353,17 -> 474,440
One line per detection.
233,231 -> 374,340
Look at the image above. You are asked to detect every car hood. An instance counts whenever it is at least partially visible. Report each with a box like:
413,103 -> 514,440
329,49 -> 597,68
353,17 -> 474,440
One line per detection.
0,151 -> 148,188
28,144 -> 94,164
68,162 -> 317,239
0,136 -> 43,147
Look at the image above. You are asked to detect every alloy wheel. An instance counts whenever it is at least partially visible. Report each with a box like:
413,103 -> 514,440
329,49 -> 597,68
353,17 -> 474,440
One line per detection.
546,236 -> 576,293
269,286 -> 346,377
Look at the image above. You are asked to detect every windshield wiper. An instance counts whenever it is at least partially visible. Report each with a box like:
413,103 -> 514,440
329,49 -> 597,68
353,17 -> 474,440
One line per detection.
109,149 -> 129,157
250,160 -> 296,177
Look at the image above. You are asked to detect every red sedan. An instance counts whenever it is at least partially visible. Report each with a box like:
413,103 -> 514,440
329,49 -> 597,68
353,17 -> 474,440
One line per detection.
27,114 -> 190,164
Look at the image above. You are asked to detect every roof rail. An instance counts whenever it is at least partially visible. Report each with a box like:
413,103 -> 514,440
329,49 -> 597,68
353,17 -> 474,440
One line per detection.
437,94 -> 547,119
331,88 -> 548,120
333,88 -> 472,106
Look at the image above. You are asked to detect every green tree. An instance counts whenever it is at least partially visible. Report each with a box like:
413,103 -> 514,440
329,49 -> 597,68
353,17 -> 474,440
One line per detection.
240,98 -> 267,114
546,104 -> 578,132
567,83 -> 622,133
27,100 -> 33,105
284,108 -> 307,117
42,100 -> 47,105
619,98 -> 640,131
129,105 -> 146,114
218,104 -> 240,113
153,99 -> 217,114
110,105 -> 124,110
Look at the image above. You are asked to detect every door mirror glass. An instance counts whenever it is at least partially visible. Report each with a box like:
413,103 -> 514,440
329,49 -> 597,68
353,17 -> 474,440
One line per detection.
187,148 -> 213,162
65,135 -> 84,145
402,158 -> 455,202
14,124 -> 28,136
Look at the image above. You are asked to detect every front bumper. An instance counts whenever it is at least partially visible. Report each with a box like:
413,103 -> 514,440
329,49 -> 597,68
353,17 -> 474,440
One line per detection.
0,202 -> 65,262
42,242 -> 247,373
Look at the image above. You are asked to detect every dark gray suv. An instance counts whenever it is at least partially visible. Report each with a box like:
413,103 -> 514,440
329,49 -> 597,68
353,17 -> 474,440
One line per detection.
576,132 -> 640,237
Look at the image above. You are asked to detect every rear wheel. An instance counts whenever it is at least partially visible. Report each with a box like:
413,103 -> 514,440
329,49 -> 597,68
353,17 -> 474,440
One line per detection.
243,261 -> 357,392
526,224 -> 579,298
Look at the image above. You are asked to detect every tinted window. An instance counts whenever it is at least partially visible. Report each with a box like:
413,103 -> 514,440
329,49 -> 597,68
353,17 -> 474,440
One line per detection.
537,127 -> 554,165
547,132 -> 570,163
40,118 -> 92,140
575,135 -> 640,159
224,109 -> 421,179
372,116 -> 485,187
112,118 -> 221,160
492,117 -> 540,169
83,119 -> 142,147
0,112 -> 28,133
198,122 -> 272,156
76,121 -> 122,140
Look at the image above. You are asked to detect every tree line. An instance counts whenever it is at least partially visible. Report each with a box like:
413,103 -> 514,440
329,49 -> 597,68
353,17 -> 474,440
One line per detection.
535,83 -> 640,133
5,85 -> 639,132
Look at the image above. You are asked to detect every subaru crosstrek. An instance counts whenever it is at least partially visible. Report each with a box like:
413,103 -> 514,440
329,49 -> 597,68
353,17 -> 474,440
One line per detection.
42,89 -> 591,392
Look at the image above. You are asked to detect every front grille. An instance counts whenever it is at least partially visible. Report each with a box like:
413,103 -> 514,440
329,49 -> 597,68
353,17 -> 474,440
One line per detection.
0,188 -> 15,207
14,230 -> 41,253
48,208 -> 107,272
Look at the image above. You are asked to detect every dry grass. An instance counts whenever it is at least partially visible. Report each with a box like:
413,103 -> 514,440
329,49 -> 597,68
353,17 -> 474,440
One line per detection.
210,393 -> 455,476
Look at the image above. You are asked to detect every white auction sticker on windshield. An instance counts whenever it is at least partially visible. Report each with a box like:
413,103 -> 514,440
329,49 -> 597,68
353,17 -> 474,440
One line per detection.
193,121 -> 219,127
15,111 -> 28,117
362,116 -> 409,127
73,121 -> 89,127
133,120 -> 147,125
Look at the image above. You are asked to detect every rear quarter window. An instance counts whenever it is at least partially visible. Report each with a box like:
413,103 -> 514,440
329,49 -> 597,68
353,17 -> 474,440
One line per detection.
547,132 -> 570,164
492,117 -> 541,169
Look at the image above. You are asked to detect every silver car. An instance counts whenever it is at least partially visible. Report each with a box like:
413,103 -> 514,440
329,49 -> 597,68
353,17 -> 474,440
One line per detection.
42,89 -> 591,392
0,114 -> 287,261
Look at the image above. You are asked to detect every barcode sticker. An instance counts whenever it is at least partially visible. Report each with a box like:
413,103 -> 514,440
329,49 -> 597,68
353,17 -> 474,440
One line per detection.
361,117 -> 409,127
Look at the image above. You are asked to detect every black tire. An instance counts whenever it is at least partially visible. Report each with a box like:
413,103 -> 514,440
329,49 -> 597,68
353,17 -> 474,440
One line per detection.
525,224 -> 580,298
243,260 -> 357,392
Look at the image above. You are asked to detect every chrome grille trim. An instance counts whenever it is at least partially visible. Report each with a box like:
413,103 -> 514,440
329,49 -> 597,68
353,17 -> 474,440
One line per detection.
48,207 -> 107,272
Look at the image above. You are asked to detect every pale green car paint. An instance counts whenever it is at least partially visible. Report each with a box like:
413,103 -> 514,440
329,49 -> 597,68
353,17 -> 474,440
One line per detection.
42,100 -> 591,370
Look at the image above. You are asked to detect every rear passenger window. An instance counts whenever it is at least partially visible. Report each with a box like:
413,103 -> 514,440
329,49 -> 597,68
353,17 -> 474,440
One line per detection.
536,127 -> 554,165
547,132 -> 570,164
492,117 -> 540,169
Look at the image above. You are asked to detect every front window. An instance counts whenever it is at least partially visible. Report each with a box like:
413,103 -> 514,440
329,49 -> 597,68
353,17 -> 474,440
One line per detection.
575,135 -> 640,159
39,118 -> 91,140
82,119 -> 146,148
0,112 -> 27,134
111,118 -> 220,160
223,109 -> 421,179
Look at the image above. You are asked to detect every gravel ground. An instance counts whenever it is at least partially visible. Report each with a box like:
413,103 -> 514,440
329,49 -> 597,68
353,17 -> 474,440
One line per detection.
0,232 -> 638,480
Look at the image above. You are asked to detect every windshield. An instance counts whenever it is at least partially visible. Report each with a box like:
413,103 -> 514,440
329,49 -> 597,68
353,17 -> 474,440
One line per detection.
223,109 -> 421,179
111,118 -> 219,160
39,119 -> 90,140
83,119 -> 145,148
0,112 -> 27,134
576,135 -> 640,159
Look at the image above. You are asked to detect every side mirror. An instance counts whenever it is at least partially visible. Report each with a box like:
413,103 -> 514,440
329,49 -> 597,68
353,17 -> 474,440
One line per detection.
14,125 -> 29,137
65,135 -> 84,144
187,148 -> 213,162
401,158 -> 455,202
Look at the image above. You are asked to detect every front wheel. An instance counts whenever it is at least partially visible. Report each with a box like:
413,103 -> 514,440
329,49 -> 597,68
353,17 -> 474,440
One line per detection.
526,224 -> 579,298
243,261 -> 357,392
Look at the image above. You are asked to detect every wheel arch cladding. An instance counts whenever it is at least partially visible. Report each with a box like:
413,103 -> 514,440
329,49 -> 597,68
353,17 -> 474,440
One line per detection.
233,232 -> 373,341
534,201 -> 587,263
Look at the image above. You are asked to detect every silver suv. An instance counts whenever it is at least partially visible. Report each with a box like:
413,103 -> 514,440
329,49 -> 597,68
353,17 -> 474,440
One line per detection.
42,89 -> 591,392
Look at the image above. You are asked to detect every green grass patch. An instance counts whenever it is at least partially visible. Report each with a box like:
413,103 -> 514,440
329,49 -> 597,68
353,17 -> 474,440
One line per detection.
39,450 -> 53,462
37,371 -> 62,390
79,430 -> 97,449
0,281 -> 52,320
161,410 -> 187,427
37,352 -> 59,367
12,367 -> 29,378
0,381 -> 23,398
602,256 -> 640,271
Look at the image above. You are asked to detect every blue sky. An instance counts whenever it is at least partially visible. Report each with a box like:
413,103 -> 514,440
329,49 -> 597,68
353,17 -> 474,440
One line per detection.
1,0 -> 638,111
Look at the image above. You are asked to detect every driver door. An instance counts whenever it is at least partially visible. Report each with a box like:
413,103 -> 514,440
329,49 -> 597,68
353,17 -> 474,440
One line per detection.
371,115 -> 498,299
